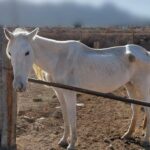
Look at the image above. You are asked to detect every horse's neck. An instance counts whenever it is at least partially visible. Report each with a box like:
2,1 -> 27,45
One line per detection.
31,36 -> 66,74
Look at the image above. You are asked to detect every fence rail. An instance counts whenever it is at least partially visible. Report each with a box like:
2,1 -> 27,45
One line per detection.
28,78 -> 150,107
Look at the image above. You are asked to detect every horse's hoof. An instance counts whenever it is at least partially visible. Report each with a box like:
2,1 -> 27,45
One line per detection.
67,144 -> 76,150
143,141 -> 150,147
58,140 -> 68,148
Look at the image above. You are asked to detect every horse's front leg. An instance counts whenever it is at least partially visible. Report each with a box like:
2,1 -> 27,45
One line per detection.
63,90 -> 77,150
54,88 -> 70,148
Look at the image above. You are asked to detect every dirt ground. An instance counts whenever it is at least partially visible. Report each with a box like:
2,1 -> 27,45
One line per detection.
16,82 -> 148,150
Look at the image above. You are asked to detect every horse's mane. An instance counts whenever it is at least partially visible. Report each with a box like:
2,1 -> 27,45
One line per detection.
13,28 -> 29,35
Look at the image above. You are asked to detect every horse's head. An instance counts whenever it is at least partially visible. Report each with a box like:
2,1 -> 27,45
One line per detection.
4,28 -> 39,92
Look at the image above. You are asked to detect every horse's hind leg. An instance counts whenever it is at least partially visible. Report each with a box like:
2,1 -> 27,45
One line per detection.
143,87 -> 150,145
122,104 -> 139,139
143,114 -> 147,130
123,77 -> 150,144
122,83 -> 140,139
144,107 -> 150,145
135,79 -> 150,144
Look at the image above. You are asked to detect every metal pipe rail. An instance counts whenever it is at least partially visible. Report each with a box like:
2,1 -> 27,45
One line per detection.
28,78 -> 150,107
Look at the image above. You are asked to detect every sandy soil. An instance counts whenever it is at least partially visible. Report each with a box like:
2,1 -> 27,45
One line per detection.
16,82 -> 147,150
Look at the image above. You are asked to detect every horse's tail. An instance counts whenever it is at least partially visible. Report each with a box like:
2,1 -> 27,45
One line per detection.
33,64 -> 48,81
126,44 -> 150,64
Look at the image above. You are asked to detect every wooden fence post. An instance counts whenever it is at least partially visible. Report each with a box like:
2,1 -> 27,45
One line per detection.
0,27 -> 17,150
0,27 -> 4,148
94,41 -> 100,48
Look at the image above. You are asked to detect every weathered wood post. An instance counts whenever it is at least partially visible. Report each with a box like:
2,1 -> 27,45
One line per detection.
0,27 -> 17,150
94,41 -> 100,48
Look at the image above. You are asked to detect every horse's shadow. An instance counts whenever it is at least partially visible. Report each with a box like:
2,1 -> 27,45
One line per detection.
109,135 -> 150,150
122,137 -> 150,150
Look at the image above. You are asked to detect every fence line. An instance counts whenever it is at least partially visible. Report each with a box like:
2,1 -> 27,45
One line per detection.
28,78 -> 150,107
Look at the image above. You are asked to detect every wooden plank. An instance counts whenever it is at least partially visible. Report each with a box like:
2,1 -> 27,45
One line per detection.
0,27 -> 17,150
0,27 -> 3,146
28,77 -> 150,107
6,68 -> 17,149
0,27 -> 8,149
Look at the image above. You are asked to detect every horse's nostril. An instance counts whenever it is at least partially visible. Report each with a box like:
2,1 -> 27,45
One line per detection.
16,82 -> 25,92
20,82 -> 24,89
13,78 -> 27,92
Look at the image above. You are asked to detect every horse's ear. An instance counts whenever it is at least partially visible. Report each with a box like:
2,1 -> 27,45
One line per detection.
28,28 -> 39,40
4,28 -> 14,40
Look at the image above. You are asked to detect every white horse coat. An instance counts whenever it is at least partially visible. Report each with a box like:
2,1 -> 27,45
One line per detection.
4,28 -> 150,150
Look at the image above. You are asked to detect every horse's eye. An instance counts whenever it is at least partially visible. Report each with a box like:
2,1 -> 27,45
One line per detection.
25,51 -> 29,56
8,52 -> 11,56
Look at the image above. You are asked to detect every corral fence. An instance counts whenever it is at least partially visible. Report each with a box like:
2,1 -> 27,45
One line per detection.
0,26 -> 150,149
28,78 -> 150,107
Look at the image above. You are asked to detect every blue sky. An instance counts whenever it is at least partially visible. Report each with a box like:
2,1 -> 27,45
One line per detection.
17,0 -> 150,19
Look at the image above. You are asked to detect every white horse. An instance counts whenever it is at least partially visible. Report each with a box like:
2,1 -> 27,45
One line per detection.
4,28 -> 150,150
